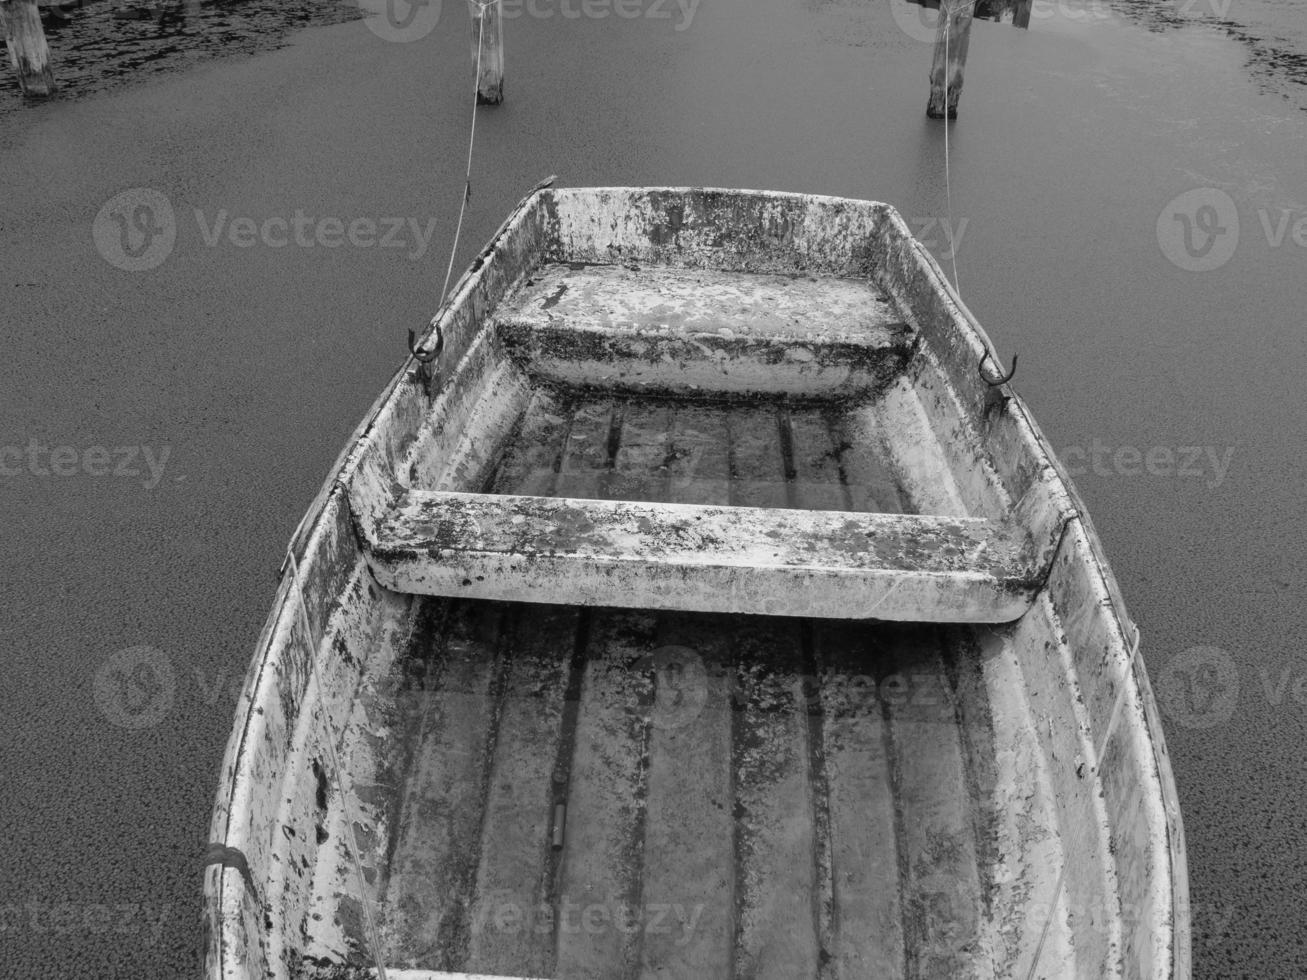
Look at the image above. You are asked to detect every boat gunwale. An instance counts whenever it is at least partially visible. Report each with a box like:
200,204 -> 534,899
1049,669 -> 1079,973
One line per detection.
203,185 -> 1189,980
901,225 -> 1190,978
203,184 -> 553,977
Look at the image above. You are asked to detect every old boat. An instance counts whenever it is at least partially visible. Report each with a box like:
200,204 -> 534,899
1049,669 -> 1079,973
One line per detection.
204,186 -> 1188,980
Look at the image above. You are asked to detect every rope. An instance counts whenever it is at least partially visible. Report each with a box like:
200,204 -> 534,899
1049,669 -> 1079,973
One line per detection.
1023,623 -> 1144,980
285,551 -> 389,980
941,0 -> 963,293
435,0 -> 498,316
941,0 -> 961,291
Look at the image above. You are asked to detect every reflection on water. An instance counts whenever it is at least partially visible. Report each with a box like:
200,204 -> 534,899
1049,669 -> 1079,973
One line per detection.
1,0 -> 361,118
908,0 -> 1033,27
897,0 -> 1304,110
5,0 -> 1304,121
1108,0 -> 1307,109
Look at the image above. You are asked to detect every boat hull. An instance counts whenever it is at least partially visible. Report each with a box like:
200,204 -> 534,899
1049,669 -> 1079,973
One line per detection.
204,187 -> 1187,980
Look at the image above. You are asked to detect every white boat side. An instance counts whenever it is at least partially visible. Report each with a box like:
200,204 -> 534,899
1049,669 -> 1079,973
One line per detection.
203,186 -> 1188,980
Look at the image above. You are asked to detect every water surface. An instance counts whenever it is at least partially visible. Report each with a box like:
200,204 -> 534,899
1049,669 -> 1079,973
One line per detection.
1,0 -> 1305,976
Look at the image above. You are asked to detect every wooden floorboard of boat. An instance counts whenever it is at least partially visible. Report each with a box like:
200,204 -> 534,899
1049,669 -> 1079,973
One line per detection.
555,398 -> 616,501
374,609 -> 999,979
831,408 -> 906,515
485,388 -> 572,497
552,609 -> 655,980
783,408 -> 849,512
732,617 -> 822,980
384,602 -> 505,970
463,605 -> 581,977
373,397 -> 990,975
637,615 -> 734,980
815,622 -> 907,980
666,404 -> 732,506
724,404 -> 788,511
481,394 -> 908,518
882,630 -> 986,980
608,401 -> 674,502
785,415 -> 842,974
602,405 -> 737,978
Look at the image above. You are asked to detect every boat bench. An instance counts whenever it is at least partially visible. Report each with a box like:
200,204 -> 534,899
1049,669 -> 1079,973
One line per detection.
355,487 -> 1054,623
347,262 -> 1061,623
495,262 -> 916,397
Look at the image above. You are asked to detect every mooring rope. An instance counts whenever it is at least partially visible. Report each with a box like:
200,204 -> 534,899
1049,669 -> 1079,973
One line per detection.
435,0 -> 498,319
284,550 -> 389,980
942,0 -> 962,294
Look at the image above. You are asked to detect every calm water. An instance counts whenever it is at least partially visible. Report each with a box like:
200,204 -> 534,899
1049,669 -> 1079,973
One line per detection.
1113,0 -> 1307,106
0,0 -> 362,119
2,0 -> 1305,977
2,0 -> 1305,116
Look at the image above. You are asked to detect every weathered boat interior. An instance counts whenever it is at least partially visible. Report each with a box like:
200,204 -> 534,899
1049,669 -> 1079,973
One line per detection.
204,188 -> 1187,980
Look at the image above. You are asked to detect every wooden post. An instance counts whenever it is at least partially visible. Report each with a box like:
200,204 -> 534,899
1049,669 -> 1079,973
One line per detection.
926,0 -> 973,119
1,0 -> 56,97
468,0 -> 503,105
1013,0 -> 1032,28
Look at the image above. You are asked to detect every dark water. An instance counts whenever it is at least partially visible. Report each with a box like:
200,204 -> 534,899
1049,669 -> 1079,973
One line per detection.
1111,0 -> 1307,108
4,0 -> 1306,117
5,0 -> 1307,116
1,0 -> 1306,977
0,0 -> 361,118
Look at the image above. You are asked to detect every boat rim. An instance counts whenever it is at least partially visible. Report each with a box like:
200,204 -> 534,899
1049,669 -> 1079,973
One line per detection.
204,184 -> 1190,979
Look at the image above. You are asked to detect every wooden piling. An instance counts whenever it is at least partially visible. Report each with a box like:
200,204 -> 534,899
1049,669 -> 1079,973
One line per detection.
468,0 -> 503,105
926,0 -> 973,120
1,0 -> 56,97
1014,0 -> 1032,28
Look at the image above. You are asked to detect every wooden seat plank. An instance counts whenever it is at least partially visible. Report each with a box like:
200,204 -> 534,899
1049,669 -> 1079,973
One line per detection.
361,491 -> 1048,623
495,263 -> 913,397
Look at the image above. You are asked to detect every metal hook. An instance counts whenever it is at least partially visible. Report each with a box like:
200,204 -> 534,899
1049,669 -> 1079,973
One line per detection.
408,324 -> 443,364
979,350 -> 1017,387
